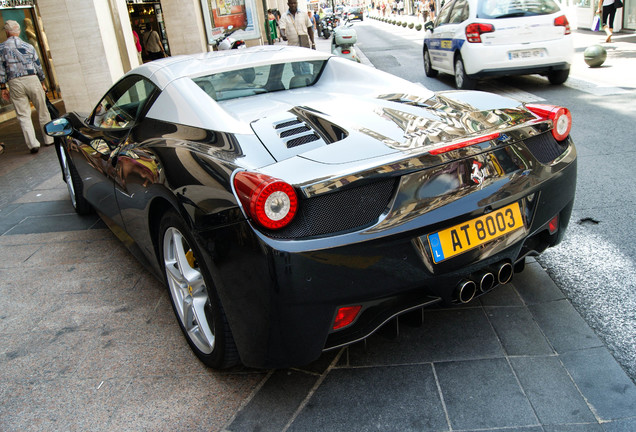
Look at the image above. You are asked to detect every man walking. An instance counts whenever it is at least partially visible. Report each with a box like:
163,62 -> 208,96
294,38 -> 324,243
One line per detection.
280,0 -> 315,50
0,20 -> 53,154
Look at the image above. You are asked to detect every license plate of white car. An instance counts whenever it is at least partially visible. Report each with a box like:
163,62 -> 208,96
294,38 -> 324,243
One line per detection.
508,49 -> 546,60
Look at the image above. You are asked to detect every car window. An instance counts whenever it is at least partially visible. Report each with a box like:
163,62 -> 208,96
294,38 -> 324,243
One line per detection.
435,1 -> 455,26
477,0 -> 561,19
449,0 -> 469,23
91,76 -> 157,129
193,60 -> 326,102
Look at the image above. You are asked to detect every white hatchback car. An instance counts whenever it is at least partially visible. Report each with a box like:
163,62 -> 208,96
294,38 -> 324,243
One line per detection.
423,0 -> 573,89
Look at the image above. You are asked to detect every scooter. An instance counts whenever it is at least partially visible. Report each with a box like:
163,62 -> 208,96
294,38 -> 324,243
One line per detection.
318,15 -> 337,39
214,25 -> 246,50
331,19 -> 359,62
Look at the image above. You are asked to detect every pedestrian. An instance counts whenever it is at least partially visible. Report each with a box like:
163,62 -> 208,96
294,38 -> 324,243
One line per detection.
279,0 -> 315,50
142,25 -> 165,60
313,10 -> 321,34
597,0 -> 617,42
0,20 -> 53,154
132,29 -> 143,64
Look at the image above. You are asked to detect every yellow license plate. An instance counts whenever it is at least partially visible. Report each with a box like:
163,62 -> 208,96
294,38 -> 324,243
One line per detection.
428,202 -> 523,263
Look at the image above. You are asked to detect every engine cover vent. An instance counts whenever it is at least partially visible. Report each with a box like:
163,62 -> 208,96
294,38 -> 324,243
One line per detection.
274,118 -> 321,149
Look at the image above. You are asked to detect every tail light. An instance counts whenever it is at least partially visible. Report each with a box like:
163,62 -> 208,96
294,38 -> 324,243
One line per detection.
525,104 -> 572,141
465,23 -> 495,43
233,171 -> 298,230
429,132 -> 501,155
342,49 -> 351,54
554,15 -> 571,35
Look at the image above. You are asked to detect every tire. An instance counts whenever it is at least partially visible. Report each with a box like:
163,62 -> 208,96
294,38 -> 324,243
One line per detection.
423,47 -> 438,78
548,68 -> 570,85
454,55 -> 477,90
159,210 -> 239,369
59,145 -> 92,215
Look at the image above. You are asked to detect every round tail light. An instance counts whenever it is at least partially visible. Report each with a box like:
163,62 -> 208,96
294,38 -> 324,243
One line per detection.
233,171 -> 298,230
525,104 -> 572,142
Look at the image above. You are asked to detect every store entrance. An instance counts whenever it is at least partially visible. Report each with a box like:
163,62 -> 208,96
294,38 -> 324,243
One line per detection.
126,1 -> 171,63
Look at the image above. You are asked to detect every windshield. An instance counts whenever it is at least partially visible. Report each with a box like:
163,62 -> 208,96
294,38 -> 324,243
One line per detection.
192,60 -> 326,102
477,0 -> 560,19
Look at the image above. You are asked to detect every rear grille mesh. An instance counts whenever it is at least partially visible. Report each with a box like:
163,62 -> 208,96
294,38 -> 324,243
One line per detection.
286,134 -> 320,148
263,178 -> 397,239
524,132 -> 568,164
275,119 -> 302,129
280,126 -> 310,137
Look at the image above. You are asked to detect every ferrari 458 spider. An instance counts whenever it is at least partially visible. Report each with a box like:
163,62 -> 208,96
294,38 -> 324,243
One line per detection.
46,46 -> 576,369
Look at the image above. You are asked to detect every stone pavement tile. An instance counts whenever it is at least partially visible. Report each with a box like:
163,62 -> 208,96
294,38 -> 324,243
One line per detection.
345,307 -> 504,366
543,424 -> 603,432
560,347 -> 636,422
479,282 -> 525,307
528,300 -> 603,353
287,365 -> 447,432
510,356 -> 596,425
602,417 -> 636,432
107,374 -> 263,432
6,212 -> 102,235
0,227 -> 114,246
228,369 -> 320,432
485,306 -> 554,356
0,377 -> 129,432
435,357 -> 538,430
514,261 -> 566,304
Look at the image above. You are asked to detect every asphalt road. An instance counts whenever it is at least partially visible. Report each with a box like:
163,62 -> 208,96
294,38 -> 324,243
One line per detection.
353,17 -> 636,381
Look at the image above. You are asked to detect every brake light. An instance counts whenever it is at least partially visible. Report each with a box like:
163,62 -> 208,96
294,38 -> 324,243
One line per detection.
333,305 -> 362,330
342,49 -> 351,54
429,132 -> 501,155
525,104 -> 572,141
233,171 -> 298,230
465,23 -> 494,43
554,15 -> 571,35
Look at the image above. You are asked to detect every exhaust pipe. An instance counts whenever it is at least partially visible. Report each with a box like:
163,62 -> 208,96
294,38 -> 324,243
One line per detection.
455,280 -> 477,304
496,262 -> 514,285
478,272 -> 496,293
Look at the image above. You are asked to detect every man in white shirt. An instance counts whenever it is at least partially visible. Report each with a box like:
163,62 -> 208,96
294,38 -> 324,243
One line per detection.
279,0 -> 315,49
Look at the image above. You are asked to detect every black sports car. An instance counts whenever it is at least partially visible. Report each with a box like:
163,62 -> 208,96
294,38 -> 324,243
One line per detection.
46,46 -> 577,369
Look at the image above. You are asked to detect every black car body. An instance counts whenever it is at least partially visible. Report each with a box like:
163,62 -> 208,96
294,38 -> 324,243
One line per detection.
46,46 -> 576,369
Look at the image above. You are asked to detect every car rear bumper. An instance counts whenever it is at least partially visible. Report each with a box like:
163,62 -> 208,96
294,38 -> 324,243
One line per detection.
202,137 -> 577,368
462,38 -> 573,76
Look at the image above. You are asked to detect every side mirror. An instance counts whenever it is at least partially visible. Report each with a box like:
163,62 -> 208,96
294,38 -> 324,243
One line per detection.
425,21 -> 435,32
44,117 -> 72,137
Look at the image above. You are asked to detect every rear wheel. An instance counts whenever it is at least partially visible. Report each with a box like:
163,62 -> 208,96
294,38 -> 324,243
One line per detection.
423,47 -> 438,78
548,68 -> 570,85
454,55 -> 477,90
59,145 -> 92,215
159,210 -> 238,369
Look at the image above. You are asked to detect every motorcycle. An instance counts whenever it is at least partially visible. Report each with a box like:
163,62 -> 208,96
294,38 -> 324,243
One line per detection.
331,19 -> 359,62
213,25 -> 246,50
318,14 -> 337,39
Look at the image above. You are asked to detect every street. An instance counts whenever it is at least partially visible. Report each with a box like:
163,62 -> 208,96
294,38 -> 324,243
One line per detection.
1,18 -> 635,432
354,16 -> 636,382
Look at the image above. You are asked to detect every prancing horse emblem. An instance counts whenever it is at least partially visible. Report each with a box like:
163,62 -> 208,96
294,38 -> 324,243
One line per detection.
471,161 -> 485,185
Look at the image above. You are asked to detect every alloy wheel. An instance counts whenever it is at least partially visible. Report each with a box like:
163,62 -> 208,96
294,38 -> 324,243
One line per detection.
162,227 -> 215,354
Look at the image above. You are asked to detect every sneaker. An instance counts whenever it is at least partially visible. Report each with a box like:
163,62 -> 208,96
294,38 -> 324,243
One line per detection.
30,147 -> 39,154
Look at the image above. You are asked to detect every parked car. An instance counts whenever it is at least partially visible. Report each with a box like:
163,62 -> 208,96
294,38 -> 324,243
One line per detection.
423,0 -> 573,89
46,46 -> 577,369
345,6 -> 364,21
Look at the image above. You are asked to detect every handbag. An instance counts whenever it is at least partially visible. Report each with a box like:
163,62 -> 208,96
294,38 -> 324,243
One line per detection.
298,34 -> 311,48
591,14 -> 601,32
615,0 -> 623,8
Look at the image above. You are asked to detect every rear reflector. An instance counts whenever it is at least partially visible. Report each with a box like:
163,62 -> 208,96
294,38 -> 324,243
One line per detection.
525,104 -> 572,142
333,305 -> 362,330
233,171 -> 298,230
429,132 -> 501,155
548,215 -> 559,234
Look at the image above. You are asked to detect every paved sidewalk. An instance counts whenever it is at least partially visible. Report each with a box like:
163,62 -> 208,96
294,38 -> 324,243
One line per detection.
1,32 -> 636,432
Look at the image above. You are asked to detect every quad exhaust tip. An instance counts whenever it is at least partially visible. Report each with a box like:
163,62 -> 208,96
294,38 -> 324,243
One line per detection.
478,272 -> 495,293
497,262 -> 514,285
456,280 -> 477,304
